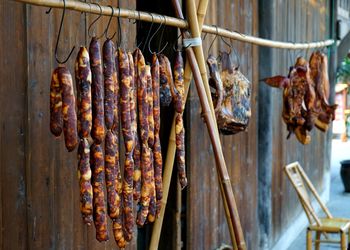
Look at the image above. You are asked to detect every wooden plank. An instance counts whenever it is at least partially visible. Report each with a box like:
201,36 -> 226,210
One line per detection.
186,0 -> 259,249
22,1 -> 138,249
269,0 -> 331,245
0,1 -> 28,249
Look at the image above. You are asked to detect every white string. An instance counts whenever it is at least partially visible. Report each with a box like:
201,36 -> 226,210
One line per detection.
183,37 -> 202,47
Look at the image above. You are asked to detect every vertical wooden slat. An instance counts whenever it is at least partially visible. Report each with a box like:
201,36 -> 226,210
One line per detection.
186,0 -> 258,249
269,0 -> 331,246
0,1 -> 28,250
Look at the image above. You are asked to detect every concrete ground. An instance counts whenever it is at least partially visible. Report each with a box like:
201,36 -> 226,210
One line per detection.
287,139 -> 350,250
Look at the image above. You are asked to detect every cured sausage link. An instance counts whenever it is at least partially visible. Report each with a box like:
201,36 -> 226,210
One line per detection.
103,39 -> 115,130
172,51 -> 187,188
58,66 -> 78,152
104,130 -> 119,220
89,37 -> 105,144
151,53 -> 163,216
136,61 -> 152,227
77,138 -> 93,225
90,143 -> 109,242
132,49 -> 142,202
75,47 -> 92,138
158,54 -> 173,107
50,68 -> 63,137
119,49 -> 135,242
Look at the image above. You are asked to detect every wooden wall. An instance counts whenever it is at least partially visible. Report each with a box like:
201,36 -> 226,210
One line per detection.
266,0 -> 332,246
0,0 -> 333,249
186,1 -> 259,249
0,0 -> 138,249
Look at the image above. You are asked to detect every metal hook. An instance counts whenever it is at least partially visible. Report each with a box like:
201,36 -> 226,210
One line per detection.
173,33 -> 182,52
208,25 -> 218,55
148,15 -> 168,54
295,48 -> 303,60
46,8 -> 52,14
55,0 -> 75,64
88,2 -> 103,38
230,45 -> 241,70
103,5 -> 116,40
157,15 -> 168,54
132,9 -> 140,24
220,36 -> 232,54
233,29 -> 246,38
135,11 -> 142,48
173,33 -> 191,51
142,12 -> 155,53
202,32 -> 208,41
116,6 -> 122,47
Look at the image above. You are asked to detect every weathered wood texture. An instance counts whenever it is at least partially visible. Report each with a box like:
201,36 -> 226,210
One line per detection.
268,0 -> 331,246
0,0 -> 333,249
0,0 -> 137,249
186,0 -> 259,249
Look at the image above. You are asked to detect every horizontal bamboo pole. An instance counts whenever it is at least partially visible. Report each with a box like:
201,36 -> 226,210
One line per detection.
13,0 -> 334,49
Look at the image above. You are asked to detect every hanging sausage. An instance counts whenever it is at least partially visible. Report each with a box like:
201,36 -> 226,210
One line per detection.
58,66 -> 78,151
77,139 -> 93,225
158,54 -> 173,107
147,54 -> 156,222
89,37 -> 105,144
132,49 -> 142,202
75,46 -> 93,225
119,49 -> 135,242
168,51 -> 187,188
75,46 -> 92,138
90,142 -> 109,242
136,50 -> 152,226
50,68 -> 63,137
151,53 -> 163,216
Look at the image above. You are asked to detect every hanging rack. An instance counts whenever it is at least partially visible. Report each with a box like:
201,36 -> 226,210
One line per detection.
13,0 -> 334,50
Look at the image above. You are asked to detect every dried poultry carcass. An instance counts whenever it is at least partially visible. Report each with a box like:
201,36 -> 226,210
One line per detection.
309,51 -> 337,132
262,57 -> 317,144
207,52 -> 251,135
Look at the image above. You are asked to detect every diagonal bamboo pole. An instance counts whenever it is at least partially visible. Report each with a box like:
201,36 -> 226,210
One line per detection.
172,0 -> 246,249
183,1 -> 238,248
149,2 -> 210,249
184,2 -> 237,246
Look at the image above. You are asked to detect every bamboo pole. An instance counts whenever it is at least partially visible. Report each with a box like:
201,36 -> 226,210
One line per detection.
13,0 -> 334,49
175,178 -> 182,250
185,37 -> 247,250
185,0 -> 215,121
185,1 -> 237,248
149,1 -> 210,249
172,1 -> 246,249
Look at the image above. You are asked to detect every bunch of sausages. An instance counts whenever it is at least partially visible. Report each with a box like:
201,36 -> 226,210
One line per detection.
49,36 -> 187,247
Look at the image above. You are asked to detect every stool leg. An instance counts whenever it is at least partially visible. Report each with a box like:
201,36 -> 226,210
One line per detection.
341,231 -> 346,250
307,229 -> 312,250
315,232 -> 321,250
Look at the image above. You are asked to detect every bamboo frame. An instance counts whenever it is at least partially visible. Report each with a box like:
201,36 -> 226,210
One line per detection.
185,0 -> 238,248
172,1 -> 246,249
149,1 -> 210,249
13,0 -> 334,49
